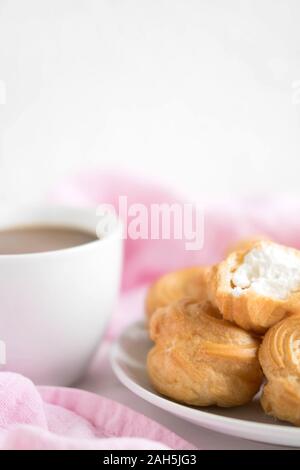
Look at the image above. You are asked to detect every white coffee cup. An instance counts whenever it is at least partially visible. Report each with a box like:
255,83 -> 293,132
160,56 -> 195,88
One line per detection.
0,205 -> 123,385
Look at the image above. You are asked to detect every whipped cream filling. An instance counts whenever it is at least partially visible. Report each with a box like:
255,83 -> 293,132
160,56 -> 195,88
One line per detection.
231,243 -> 300,300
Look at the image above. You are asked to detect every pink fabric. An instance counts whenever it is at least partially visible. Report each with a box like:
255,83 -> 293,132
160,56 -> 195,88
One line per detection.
1,170 -> 300,450
0,374 -> 190,450
51,171 -> 300,291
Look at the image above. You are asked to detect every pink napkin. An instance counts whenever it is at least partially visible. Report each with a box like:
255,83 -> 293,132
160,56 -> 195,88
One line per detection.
0,373 -> 189,450
1,170 -> 300,450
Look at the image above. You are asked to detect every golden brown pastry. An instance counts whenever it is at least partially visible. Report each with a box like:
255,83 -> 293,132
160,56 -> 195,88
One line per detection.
259,315 -> 300,426
147,299 -> 262,407
145,266 -> 210,321
209,240 -> 300,334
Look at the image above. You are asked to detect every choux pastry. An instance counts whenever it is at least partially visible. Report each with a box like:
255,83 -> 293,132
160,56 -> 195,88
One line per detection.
147,299 -> 263,407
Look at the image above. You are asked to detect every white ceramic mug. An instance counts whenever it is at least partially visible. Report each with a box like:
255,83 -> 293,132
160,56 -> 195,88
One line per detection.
0,205 -> 123,385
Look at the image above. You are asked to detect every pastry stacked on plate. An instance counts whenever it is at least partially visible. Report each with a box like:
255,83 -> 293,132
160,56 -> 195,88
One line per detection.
146,239 -> 300,426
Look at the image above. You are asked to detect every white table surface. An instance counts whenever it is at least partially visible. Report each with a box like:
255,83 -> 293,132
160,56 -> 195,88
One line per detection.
78,342 -> 292,451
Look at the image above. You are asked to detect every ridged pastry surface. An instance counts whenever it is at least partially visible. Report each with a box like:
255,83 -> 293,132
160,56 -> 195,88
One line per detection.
259,315 -> 300,426
147,299 -> 263,407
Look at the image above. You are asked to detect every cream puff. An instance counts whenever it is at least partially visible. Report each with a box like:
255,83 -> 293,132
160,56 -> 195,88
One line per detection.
259,314 -> 300,426
209,240 -> 300,333
147,299 -> 263,407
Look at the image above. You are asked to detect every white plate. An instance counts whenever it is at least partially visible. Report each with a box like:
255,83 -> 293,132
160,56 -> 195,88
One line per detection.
111,321 -> 300,448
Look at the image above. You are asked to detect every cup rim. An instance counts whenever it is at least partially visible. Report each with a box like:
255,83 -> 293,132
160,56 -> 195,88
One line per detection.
0,204 -> 122,259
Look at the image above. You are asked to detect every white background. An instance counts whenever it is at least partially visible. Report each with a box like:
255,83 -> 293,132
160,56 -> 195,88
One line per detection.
0,0 -> 300,204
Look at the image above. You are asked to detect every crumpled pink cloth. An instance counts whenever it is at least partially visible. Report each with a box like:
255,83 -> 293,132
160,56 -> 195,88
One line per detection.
1,170 -> 300,450
0,373 -> 189,450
